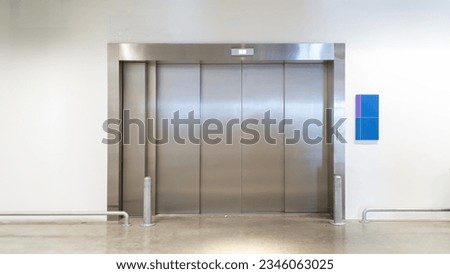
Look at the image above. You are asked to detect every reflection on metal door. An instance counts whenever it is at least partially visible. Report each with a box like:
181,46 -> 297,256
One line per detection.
201,64 -> 242,213
156,64 -> 201,214
241,64 -> 284,212
122,63 -> 146,216
285,64 -> 328,212
121,63 -> 328,215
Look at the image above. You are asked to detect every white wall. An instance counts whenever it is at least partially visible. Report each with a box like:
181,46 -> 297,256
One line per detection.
1,0 -> 450,219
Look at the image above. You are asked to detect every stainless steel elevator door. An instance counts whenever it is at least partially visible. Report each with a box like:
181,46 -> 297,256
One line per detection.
200,64 -> 242,213
242,64 -> 285,212
285,64 -> 328,212
122,63 -> 146,216
121,62 -> 328,215
156,64 -> 201,214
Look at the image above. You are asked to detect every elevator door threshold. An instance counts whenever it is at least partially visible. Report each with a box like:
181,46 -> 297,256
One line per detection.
149,213 -> 331,218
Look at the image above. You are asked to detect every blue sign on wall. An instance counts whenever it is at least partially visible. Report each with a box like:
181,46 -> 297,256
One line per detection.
355,94 -> 379,141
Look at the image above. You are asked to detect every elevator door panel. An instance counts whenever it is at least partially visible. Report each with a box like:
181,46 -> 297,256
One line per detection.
156,64 -> 201,214
122,63 -> 146,216
284,63 -> 328,212
123,62 -> 329,215
242,64 -> 285,212
200,64 -> 242,213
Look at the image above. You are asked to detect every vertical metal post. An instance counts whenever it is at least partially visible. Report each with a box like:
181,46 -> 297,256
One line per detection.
331,175 -> 345,226
142,177 -> 155,227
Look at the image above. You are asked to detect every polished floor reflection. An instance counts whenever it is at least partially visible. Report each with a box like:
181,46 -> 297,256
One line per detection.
1,215 -> 450,253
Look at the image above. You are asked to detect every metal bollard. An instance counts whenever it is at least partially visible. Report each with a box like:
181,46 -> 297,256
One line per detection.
142,177 -> 155,227
331,175 -> 345,226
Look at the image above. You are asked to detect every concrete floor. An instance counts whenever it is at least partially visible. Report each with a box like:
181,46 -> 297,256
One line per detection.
0,215 -> 449,253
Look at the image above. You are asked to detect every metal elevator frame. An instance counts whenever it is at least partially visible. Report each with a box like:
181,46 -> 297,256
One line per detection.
107,43 -> 346,219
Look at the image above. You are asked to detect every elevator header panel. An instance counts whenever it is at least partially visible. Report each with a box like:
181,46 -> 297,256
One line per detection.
117,43 -> 337,63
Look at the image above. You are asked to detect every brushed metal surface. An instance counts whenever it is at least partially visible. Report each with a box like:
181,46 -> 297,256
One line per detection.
107,43 -> 346,219
146,62 -> 157,216
332,44 -> 346,218
107,44 -> 121,212
122,62 -> 146,216
142,177 -> 155,226
156,64 -> 201,214
242,64 -> 285,212
284,63 -> 328,213
331,175 -> 344,225
119,43 -> 334,63
200,64 -> 242,213
325,83 -> 334,215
